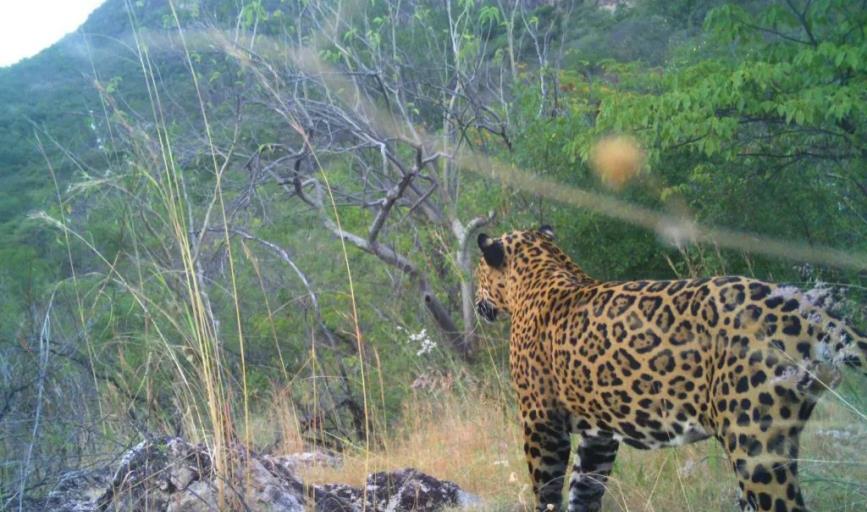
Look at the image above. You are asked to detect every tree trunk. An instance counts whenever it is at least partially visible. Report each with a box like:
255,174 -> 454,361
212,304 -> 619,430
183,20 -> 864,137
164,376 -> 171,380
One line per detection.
451,213 -> 495,358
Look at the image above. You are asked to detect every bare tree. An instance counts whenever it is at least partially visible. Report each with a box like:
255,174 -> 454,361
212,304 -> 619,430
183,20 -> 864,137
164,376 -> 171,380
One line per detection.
218,0 -> 515,358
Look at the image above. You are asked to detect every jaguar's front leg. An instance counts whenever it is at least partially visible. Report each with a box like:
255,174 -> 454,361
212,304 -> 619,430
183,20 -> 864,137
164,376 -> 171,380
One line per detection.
521,408 -> 571,511
567,435 -> 620,512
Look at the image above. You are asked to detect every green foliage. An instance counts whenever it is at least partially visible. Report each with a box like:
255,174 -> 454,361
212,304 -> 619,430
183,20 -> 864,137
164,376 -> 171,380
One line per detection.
548,0 -> 867,282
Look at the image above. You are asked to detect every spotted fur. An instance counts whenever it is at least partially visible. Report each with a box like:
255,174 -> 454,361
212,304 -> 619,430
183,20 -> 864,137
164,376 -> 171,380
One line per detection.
475,228 -> 867,512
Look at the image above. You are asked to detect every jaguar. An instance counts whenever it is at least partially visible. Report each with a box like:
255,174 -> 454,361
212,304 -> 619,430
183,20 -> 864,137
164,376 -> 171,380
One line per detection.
475,226 -> 866,512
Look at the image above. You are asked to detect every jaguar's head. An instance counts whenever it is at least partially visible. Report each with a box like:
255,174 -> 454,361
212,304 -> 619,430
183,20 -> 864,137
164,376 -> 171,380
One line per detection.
474,225 -> 556,322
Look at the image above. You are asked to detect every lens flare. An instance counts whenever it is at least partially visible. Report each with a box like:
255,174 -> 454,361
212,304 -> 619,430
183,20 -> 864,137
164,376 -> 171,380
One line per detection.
589,135 -> 645,190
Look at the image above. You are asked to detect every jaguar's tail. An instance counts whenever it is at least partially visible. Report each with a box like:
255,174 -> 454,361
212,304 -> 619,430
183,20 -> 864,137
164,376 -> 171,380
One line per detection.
789,285 -> 867,375
832,320 -> 867,375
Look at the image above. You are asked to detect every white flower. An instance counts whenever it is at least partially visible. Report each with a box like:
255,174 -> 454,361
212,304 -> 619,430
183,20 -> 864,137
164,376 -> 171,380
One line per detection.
416,338 -> 437,356
407,328 -> 436,356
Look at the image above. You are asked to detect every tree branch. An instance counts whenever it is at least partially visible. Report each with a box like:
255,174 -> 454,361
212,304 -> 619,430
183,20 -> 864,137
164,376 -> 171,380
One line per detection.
368,171 -> 416,245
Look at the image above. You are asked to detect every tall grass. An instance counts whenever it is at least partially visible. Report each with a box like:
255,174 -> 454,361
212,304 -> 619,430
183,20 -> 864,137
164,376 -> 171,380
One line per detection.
21,1 -> 256,506
24,0 -> 380,506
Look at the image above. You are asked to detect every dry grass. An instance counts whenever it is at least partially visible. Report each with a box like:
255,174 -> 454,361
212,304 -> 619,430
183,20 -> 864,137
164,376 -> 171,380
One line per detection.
282,380 -> 866,512
298,393 -> 533,509
246,385 -> 308,454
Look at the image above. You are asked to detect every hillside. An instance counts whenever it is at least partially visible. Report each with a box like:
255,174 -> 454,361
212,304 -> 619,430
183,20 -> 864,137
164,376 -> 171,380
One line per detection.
0,0 -> 168,337
1,0 -> 866,510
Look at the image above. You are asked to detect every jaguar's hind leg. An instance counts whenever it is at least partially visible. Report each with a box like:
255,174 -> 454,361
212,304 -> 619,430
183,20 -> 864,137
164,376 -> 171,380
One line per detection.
521,409 -> 572,511
720,425 -> 809,512
567,436 -> 620,512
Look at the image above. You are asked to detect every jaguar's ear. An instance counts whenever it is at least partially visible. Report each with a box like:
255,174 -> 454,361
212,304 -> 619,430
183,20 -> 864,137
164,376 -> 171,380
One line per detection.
538,225 -> 555,240
478,233 -> 505,268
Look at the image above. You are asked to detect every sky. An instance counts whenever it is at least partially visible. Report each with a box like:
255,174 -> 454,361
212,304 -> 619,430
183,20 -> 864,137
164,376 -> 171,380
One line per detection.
0,0 -> 106,67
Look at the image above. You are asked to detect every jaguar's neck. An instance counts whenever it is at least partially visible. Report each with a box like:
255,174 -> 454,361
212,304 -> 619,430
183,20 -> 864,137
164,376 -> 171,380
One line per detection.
507,259 -> 597,315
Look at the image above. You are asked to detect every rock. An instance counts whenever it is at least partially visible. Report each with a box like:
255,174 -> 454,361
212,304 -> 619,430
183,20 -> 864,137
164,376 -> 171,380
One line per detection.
43,468 -> 113,512
40,437 -> 343,512
319,468 -> 481,512
33,438 -> 479,512
271,450 -> 342,472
